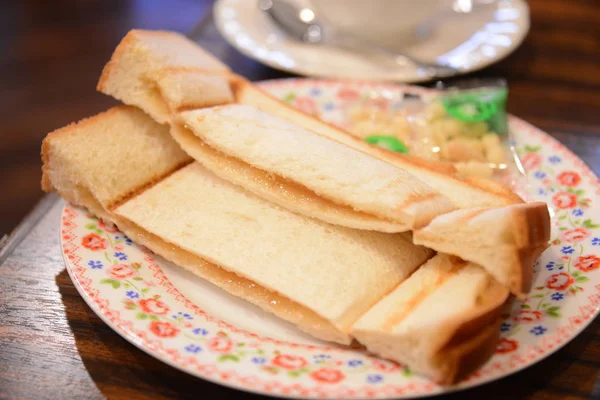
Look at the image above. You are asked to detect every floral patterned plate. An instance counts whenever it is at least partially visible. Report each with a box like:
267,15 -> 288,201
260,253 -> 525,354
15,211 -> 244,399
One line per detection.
61,79 -> 600,399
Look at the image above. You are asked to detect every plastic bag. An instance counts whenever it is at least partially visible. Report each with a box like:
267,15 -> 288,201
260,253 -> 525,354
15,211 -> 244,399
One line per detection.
347,79 -> 526,190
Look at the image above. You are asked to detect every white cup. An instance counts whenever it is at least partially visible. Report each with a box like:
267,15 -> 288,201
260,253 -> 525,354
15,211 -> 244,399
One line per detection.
309,0 -> 454,48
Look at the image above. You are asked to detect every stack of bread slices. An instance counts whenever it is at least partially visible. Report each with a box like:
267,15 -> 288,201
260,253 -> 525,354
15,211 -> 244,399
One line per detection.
41,30 -> 551,384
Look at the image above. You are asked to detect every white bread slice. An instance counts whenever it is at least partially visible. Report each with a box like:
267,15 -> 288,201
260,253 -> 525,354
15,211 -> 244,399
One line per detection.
41,107 -> 433,344
231,77 -> 524,209
97,30 -> 233,124
413,203 -> 551,298
173,105 -> 456,230
116,162 -> 433,343
41,105 -> 191,209
48,182 -> 352,344
170,124 -> 408,232
45,175 -> 351,344
351,254 -> 509,384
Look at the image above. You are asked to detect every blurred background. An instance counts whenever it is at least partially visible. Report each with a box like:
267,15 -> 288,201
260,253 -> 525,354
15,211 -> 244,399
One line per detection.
1,0 -> 599,236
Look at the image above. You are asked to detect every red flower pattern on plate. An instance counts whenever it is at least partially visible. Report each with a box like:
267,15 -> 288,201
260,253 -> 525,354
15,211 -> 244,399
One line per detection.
272,355 -> 308,370
98,219 -> 119,233
309,368 -> 345,384
561,228 -> 590,243
513,310 -> 543,323
207,336 -> 233,353
294,96 -> 318,115
138,298 -> 170,315
149,321 -> 180,338
107,264 -> 135,280
495,338 -> 519,354
546,272 -> 575,291
552,192 -> 578,209
371,358 -> 402,372
575,255 -> 600,272
364,96 -> 390,111
556,171 -> 581,187
336,87 -> 361,102
81,233 -> 107,251
521,152 -> 542,170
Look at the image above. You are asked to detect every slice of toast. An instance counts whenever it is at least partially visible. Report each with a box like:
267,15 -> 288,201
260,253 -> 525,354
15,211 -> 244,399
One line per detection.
169,123 -> 408,232
172,104 -> 456,231
231,76 -> 524,209
351,254 -> 509,384
97,30 -> 233,124
413,203 -> 551,298
42,107 -> 433,345
116,162 -> 432,343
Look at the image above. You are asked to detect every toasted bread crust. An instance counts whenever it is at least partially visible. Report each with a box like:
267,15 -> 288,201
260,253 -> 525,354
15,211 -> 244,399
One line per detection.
350,255 -> 509,383
440,317 -> 502,384
433,276 -> 508,383
463,176 -> 524,204
414,203 -> 551,298
97,31 -> 138,92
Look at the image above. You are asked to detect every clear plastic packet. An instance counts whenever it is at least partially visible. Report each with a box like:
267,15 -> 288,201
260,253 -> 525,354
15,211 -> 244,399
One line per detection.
346,80 -> 528,193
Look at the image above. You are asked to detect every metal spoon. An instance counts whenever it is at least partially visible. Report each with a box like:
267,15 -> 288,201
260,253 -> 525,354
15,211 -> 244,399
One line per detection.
259,0 -> 459,79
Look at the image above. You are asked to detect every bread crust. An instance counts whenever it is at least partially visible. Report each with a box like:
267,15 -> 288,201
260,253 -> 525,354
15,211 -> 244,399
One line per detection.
432,277 -> 507,383
97,31 -> 138,92
351,255 -> 509,384
413,203 -> 551,298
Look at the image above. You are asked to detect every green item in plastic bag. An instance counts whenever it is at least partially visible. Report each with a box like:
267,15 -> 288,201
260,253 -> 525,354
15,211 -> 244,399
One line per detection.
365,135 -> 409,153
440,86 -> 508,136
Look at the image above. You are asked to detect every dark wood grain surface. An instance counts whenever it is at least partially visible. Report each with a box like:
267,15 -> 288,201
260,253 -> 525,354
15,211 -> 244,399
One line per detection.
1,0 -> 599,399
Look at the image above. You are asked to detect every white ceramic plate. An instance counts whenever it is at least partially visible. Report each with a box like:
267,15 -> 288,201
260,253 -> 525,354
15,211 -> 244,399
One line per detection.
62,79 -> 600,399
213,0 -> 530,82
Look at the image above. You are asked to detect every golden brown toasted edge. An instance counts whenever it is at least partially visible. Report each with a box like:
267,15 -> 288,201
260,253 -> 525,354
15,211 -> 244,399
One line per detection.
230,74 -> 522,204
463,176 -> 524,204
97,30 -> 138,92
499,202 -> 551,296
413,202 -> 550,298
431,275 -> 509,384
512,202 -> 552,247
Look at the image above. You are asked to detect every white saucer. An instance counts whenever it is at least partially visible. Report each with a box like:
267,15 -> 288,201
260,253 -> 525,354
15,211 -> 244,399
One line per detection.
213,0 -> 530,82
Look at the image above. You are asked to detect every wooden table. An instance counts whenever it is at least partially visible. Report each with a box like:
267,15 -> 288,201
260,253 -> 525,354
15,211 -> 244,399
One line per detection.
1,0 -> 599,399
